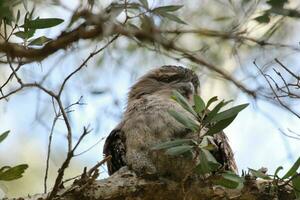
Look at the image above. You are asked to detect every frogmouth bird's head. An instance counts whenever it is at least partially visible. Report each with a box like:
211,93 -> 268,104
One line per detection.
128,66 -> 200,102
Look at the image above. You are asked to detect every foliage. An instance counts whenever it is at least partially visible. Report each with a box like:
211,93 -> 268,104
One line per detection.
153,90 -> 300,195
0,130 -> 28,182
0,0 -> 64,46
255,0 -> 300,24
153,90 -> 248,188
249,159 -> 300,199
0,0 -> 300,198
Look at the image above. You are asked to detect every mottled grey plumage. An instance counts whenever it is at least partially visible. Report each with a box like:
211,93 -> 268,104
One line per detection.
103,66 -> 237,179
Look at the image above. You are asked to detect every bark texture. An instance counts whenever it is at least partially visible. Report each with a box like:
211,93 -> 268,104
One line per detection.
8,167 -> 295,200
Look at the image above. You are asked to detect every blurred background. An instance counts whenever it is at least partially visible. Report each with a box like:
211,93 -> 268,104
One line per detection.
0,0 -> 300,197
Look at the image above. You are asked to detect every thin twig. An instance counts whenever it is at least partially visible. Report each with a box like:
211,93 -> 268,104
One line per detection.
44,114 -> 60,193
74,137 -> 105,157
87,155 -> 112,177
254,61 -> 300,119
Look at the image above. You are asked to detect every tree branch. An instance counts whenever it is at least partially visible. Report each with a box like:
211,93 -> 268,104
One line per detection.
12,167 -> 296,200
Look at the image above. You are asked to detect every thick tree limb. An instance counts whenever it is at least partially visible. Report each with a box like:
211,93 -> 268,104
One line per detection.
0,24 -> 103,61
1,18 -> 256,96
10,167 -> 295,200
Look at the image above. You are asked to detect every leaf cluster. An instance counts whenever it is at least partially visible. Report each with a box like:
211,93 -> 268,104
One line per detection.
153,90 -> 300,194
249,158 -> 300,199
152,90 -> 248,189
0,1 -> 64,46
255,0 -> 300,24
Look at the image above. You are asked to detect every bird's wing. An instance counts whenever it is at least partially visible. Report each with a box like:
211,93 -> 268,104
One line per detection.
103,124 -> 126,175
213,132 -> 238,174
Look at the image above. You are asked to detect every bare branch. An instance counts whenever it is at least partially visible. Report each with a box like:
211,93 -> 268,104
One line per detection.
254,61 -> 300,119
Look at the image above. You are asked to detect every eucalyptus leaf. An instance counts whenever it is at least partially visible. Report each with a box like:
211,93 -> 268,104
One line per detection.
168,109 -> 199,132
29,36 -> 52,46
282,157 -> 300,179
165,145 -> 193,156
195,150 -> 210,175
16,9 -> 20,23
0,166 -> 10,172
214,177 -> 239,189
204,100 -> 226,124
255,14 -> 270,23
211,103 -> 249,123
206,96 -> 218,109
0,164 -> 28,181
24,18 -> 64,29
206,115 -> 236,135
269,8 -> 300,18
194,95 -> 205,115
152,139 -> 194,150
158,12 -> 186,24
292,174 -> 300,198
199,136 -> 216,151
171,91 -> 197,117
201,148 -> 219,164
267,0 -> 287,8
274,166 -> 283,178
152,5 -> 183,13
195,149 -> 220,175
222,172 -> 244,188
214,172 -> 244,189
14,29 -> 35,40
0,130 -> 10,143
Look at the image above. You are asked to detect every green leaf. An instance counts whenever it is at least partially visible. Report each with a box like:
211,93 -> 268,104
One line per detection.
16,9 -> 20,23
165,145 -> 193,156
269,8 -> 300,18
28,36 -> 52,46
201,149 -> 219,164
168,109 -> 199,132
0,3 -> 14,24
204,100 -> 232,124
282,157 -> 300,179
206,115 -> 236,135
158,12 -> 186,24
214,172 -> 244,189
206,96 -> 218,109
14,29 -> 35,40
213,16 -> 232,21
194,95 -> 205,115
214,177 -> 239,189
24,18 -> 64,29
292,174 -> 300,198
255,14 -> 270,23
195,149 -> 221,175
152,5 -> 183,13
249,168 -> 272,180
0,166 -> 11,172
171,91 -> 197,117
267,0 -> 287,8
199,136 -> 217,151
211,103 -> 249,123
139,0 -> 148,9
152,139 -> 194,150
274,166 -> 283,178
0,130 -> 10,143
14,31 -> 27,39
195,151 -> 210,175
0,164 -> 28,181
